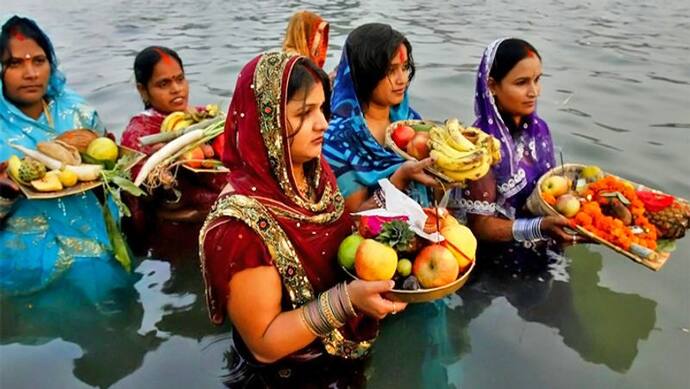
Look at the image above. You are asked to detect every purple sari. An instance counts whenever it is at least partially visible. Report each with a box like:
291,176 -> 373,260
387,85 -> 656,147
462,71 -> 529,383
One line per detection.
454,38 -> 556,220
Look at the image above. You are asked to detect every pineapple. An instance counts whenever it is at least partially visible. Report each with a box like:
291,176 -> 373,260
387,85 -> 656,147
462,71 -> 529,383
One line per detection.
375,221 -> 418,254
646,200 -> 690,239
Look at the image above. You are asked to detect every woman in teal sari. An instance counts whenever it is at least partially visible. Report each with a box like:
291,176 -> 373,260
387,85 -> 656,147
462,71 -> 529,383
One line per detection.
0,16 -> 130,300
323,23 -> 438,212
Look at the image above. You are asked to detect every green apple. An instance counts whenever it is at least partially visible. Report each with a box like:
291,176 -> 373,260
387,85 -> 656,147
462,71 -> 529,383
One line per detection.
337,233 -> 364,270
540,175 -> 570,197
397,259 -> 413,277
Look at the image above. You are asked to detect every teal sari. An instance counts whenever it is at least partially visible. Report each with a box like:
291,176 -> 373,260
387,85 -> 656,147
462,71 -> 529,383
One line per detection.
0,49 -> 130,299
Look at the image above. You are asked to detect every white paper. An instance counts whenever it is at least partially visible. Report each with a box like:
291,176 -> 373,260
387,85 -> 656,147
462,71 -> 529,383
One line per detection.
379,179 -> 444,242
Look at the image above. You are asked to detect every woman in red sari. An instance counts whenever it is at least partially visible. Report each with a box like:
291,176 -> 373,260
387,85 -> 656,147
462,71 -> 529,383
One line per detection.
121,46 -> 225,259
200,52 -> 404,386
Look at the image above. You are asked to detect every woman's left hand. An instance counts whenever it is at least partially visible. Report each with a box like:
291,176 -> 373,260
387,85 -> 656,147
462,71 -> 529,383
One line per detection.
390,158 -> 442,190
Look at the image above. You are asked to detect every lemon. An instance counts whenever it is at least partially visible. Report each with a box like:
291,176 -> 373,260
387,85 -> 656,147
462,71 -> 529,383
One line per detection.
58,169 -> 79,187
7,155 -> 21,181
86,137 -> 119,162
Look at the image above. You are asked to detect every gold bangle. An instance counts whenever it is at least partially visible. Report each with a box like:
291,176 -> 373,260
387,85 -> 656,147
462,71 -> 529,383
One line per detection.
299,306 -> 319,337
319,292 -> 344,329
341,282 -> 357,318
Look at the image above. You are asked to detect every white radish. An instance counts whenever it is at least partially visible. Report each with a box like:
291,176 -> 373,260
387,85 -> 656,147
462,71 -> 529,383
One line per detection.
134,129 -> 205,186
11,143 -> 103,181
64,164 -> 103,181
10,143 -> 62,170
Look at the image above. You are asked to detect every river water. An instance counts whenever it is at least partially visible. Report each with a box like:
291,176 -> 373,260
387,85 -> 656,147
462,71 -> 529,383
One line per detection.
1,0 -> 689,388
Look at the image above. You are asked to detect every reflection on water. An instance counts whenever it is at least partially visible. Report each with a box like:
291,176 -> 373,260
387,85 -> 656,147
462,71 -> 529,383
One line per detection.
2,0 -> 690,387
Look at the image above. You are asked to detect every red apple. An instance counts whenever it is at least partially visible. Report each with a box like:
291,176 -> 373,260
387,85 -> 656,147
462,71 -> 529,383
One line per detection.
406,132 -> 431,160
555,194 -> 581,218
412,244 -> 459,288
392,124 -> 416,150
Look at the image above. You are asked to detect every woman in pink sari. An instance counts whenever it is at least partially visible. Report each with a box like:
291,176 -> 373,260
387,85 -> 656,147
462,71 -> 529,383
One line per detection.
121,46 -> 225,259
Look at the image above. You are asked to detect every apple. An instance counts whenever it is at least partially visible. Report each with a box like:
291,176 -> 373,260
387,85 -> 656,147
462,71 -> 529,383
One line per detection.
354,239 -> 398,281
392,124 -> 416,150
540,175 -> 570,198
440,224 -> 477,272
412,244 -> 459,288
397,259 -> 412,277
338,233 -> 364,270
406,132 -> 431,160
180,146 -> 205,168
555,194 -> 581,218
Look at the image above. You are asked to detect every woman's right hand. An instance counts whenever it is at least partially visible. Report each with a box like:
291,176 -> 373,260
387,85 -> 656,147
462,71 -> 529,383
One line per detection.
540,215 -> 579,242
0,161 -> 21,200
346,279 -> 407,319
389,158 -> 441,190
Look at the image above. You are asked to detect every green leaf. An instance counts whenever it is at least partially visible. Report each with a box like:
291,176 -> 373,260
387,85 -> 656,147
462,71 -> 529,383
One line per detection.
102,204 -> 132,272
656,239 -> 677,253
111,176 -> 145,197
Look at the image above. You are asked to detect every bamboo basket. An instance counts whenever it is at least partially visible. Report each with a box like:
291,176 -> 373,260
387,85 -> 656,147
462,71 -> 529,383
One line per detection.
384,119 -> 466,187
526,163 -> 672,271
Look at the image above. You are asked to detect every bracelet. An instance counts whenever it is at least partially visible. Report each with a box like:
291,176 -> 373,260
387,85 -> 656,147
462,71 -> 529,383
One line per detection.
512,217 -> 545,242
340,282 -> 357,317
0,195 -> 18,219
372,188 -> 386,208
299,307 -> 319,337
302,298 -> 333,336
320,292 -> 344,329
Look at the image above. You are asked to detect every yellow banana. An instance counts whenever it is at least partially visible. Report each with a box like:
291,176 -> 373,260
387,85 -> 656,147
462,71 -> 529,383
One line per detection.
429,139 -> 485,161
441,152 -> 492,182
445,125 -> 477,152
161,112 -> 186,132
431,148 -> 486,173
172,119 -> 195,131
490,137 -> 502,165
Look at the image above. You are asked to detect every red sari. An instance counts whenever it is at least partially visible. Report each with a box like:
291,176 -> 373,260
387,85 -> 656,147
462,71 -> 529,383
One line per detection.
199,52 -> 377,363
120,108 -> 226,260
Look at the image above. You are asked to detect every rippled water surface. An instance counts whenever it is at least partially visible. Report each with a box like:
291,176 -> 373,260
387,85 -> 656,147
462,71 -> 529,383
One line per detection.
2,1 -> 689,388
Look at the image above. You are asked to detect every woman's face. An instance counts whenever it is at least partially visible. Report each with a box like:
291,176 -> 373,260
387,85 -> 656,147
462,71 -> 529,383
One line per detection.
1,37 -> 51,108
489,55 -> 542,119
138,57 -> 189,114
286,81 -> 328,165
370,44 -> 410,108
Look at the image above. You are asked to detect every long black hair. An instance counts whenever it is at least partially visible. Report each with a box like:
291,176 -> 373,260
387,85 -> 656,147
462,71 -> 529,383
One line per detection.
345,23 -> 415,107
133,46 -> 184,108
0,16 -> 63,98
489,38 -> 541,83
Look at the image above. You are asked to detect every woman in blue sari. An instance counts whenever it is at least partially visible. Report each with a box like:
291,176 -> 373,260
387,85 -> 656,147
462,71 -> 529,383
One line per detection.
323,23 -> 438,212
0,16 -> 130,300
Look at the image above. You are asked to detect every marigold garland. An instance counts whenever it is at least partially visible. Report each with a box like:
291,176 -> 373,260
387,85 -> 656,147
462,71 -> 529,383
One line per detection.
570,176 -> 657,251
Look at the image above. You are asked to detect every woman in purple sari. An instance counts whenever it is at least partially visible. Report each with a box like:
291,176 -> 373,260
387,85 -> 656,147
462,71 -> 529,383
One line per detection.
455,38 -> 575,272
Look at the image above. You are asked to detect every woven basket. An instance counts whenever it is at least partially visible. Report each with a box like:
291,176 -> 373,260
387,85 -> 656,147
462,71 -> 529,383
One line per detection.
527,163 -> 671,271
384,119 -> 465,187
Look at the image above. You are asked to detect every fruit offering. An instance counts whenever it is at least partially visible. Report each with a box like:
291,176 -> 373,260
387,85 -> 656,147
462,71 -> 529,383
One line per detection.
339,210 -> 477,298
536,164 -> 689,268
7,131 -> 141,196
388,118 -> 502,186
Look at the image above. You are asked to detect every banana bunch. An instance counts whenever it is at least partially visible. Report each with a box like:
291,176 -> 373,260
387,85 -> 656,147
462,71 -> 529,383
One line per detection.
428,118 -> 502,183
160,104 -> 221,132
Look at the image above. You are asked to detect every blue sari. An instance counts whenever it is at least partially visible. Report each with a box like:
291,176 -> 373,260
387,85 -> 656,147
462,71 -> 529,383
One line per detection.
322,48 -> 430,205
0,44 -> 129,299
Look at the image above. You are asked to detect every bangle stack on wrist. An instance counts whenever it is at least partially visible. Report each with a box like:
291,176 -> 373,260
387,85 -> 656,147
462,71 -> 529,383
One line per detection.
512,217 -> 545,242
372,188 -> 386,208
300,282 -> 357,337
